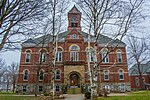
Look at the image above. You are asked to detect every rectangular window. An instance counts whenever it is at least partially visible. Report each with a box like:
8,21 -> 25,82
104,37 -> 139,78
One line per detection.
56,70 -> 61,80
104,74 -> 109,80
39,53 -> 46,63
117,53 -> 122,63
135,77 -> 139,86
39,86 -> 43,92
104,70 -> 109,80
102,53 -> 109,63
142,77 -> 145,83
55,85 -> 60,91
119,70 -> 124,80
39,71 -> 44,81
23,86 -> 27,92
23,70 -> 28,80
56,52 -> 62,62
25,53 -> 30,63
70,52 -> 78,61
119,74 -> 124,80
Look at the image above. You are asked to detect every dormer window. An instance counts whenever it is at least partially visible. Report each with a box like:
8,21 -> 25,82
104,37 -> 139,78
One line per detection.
70,34 -> 78,39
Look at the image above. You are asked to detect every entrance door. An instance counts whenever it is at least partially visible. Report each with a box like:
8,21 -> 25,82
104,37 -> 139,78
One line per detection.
70,73 -> 79,86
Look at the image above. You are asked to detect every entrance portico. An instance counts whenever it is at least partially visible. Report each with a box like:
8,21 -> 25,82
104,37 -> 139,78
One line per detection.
69,72 -> 81,86
64,65 -> 85,86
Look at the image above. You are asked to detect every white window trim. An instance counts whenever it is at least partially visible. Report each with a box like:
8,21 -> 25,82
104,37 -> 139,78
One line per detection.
55,85 -> 60,92
23,70 -> 29,81
39,52 -> 46,63
102,53 -> 109,63
56,51 -> 62,62
25,52 -> 30,63
55,70 -> 61,80
22,85 -> 27,92
39,70 -> 44,81
119,69 -> 124,80
70,51 -> 79,61
117,51 -> 122,63
135,77 -> 140,86
104,70 -> 109,80
38,86 -> 43,92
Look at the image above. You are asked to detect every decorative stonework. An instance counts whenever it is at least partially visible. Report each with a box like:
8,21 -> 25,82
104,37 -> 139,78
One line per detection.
64,65 -> 85,85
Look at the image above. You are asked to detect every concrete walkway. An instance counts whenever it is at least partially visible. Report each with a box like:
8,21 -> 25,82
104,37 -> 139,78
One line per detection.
108,93 -> 129,96
63,94 -> 84,100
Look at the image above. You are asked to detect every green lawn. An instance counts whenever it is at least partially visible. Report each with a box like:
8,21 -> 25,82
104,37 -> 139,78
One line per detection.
0,96 -> 51,100
0,91 -> 150,100
98,91 -> 150,100
0,92 -> 16,94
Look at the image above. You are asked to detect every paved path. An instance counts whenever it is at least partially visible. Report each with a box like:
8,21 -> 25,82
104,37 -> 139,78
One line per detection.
63,94 -> 84,100
108,93 -> 129,96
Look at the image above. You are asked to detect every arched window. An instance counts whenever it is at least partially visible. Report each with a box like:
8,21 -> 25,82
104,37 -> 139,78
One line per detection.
70,45 -> 79,61
56,70 -> 61,80
101,49 -> 109,63
25,51 -> 31,63
119,69 -> 124,80
23,70 -> 28,80
117,50 -> 122,63
39,52 -> 46,63
104,70 -> 109,80
56,48 -> 62,62
39,70 -> 44,80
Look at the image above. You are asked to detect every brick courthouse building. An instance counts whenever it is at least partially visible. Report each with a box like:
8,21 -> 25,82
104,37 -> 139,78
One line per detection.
17,6 -> 131,93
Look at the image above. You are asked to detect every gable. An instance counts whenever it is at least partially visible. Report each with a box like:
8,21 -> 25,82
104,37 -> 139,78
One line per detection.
67,29 -> 83,39
68,5 -> 81,13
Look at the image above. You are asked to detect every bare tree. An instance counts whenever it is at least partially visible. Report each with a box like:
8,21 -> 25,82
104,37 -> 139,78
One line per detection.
18,0 -> 70,97
6,62 -> 19,93
0,0 -> 50,51
127,35 -> 149,89
0,58 -> 6,78
74,0 -> 144,99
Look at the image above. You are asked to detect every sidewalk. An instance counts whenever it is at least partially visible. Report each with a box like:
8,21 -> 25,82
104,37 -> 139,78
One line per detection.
63,94 -> 84,100
108,93 -> 129,96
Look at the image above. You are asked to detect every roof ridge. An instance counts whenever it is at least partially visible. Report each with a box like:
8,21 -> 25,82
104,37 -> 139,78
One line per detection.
68,5 -> 81,13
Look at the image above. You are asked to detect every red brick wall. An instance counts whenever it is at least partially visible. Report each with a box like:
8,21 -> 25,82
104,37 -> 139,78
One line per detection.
18,29 -> 129,85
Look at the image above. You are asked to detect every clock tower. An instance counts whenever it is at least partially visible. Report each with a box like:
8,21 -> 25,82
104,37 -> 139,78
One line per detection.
68,5 -> 81,31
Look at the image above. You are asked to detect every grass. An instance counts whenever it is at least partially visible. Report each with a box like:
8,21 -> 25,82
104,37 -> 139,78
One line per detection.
98,91 -> 150,100
0,96 -> 51,100
0,91 -> 150,100
0,91 -> 16,95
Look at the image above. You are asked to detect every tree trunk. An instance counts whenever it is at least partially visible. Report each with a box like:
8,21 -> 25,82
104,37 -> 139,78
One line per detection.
35,69 -> 40,97
137,62 -> 144,89
13,80 -> 15,93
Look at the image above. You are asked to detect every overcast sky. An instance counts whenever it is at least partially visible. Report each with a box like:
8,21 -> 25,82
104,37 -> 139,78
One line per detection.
0,0 -> 150,66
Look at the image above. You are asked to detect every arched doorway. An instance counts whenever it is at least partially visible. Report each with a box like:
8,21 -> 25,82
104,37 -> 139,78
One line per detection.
69,72 -> 80,86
